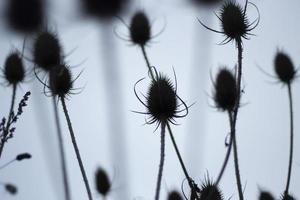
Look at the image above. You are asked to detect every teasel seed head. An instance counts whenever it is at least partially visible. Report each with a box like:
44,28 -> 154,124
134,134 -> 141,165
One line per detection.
259,191 -> 275,200
168,190 -> 183,200
49,65 -> 72,98
199,179 -> 223,200
274,51 -> 295,84
4,52 -> 25,85
130,11 -> 151,46
95,168 -> 111,196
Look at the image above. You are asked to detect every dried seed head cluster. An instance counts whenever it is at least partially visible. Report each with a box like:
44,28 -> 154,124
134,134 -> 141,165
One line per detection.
199,180 -> 223,200
95,168 -> 111,197
5,0 -> 44,33
81,0 -> 127,19
274,51 -> 296,84
168,190 -> 183,200
259,191 -> 275,200
4,52 -> 25,85
130,11 -> 151,46
49,65 -> 72,97
33,31 -> 62,71
214,68 -> 237,111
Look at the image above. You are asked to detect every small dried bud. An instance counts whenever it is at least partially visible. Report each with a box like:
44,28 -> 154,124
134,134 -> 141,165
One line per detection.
214,68 -> 237,111
130,11 -> 151,46
81,0 -> 128,19
274,51 -> 295,84
49,65 -> 72,97
16,153 -> 32,161
199,181 -> 223,200
5,0 -> 44,33
259,191 -> 275,200
95,168 -> 111,196
33,31 -> 62,71
147,75 -> 178,124
4,52 -> 25,85
168,190 -> 183,200
5,184 -> 17,195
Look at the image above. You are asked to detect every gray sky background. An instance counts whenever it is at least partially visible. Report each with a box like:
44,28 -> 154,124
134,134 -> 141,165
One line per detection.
0,0 -> 299,199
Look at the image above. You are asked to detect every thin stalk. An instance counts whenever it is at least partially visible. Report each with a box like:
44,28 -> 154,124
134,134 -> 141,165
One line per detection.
52,97 -> 71,200
140,45 -> 155,80
60,98 -> 93,200
0,84 -> 17,158
284,83 -> 294,195
155,123 -> 166,200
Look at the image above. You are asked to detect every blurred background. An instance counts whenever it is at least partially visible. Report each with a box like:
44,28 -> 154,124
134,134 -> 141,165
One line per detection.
0,0 -> 299,199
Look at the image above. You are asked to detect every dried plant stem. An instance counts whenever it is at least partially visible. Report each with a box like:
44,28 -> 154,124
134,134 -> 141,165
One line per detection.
52,97 -> 71,200
61,98 -> 93,200
285,83 -> 294,196
0,84 -> 17,158
155,123 -> 166,200
140,45 -> 155,80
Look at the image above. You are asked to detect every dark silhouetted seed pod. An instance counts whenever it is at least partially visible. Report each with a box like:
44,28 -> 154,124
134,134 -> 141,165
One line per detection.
259,191 -> 275,200
220,1 -> 249,41
49,65 -> 72,97
4,52 -> 25,85
81,0 -> 128,19
16,153 -> 32,161
274,52 -> 295,84
281,194 -> 296,200
130,11 -> 151,46
5,0 -> 44,33
199,181 -> 223,200
214,68 -> 237,111
147,75 -> 177,123
5,184 -> 17,195
168,190 -> 183,200
95,168 -> 111,196
33,31 -> 62,71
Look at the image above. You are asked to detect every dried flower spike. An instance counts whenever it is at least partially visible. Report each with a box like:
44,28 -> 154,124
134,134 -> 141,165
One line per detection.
168,190 -> 183,200
214,68 -> 237,111
3,52 -> 25,85
49,65 -> 72,98
274,51 -> 296,84
259,191 -> 275,200
5,0 -> 44,33
33,31 -> 62,71
130,11 -> 151,46
95,168 -> 111,196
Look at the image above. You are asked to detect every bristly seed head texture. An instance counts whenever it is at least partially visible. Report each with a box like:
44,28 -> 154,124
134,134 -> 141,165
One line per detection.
95,168 -> 111,196
49,65 -> 72,97
4,52 -> 25,85
33,31 -> 62,71
214,68 -> 237,111
274,51 -> 296,84
259,191 -> 275,200
199,180 -> 223,200
130,11 -> 151,46
167,190 -> 183,200
5,0 -> 44,33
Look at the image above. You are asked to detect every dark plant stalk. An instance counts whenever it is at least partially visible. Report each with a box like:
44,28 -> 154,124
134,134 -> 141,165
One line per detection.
52,97 -> 71,200
0,84 -> 17,158
155,122 -> 166,200
284,83 -> 294,196
140,45 -> 155,80
61,98 -> 93,200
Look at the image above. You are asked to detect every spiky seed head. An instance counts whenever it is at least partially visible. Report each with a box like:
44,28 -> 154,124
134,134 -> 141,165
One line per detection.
168,190 -> 183,200
16,153 -> 32,161
147,75 -> 177,124
199,181 -> 223,200
95,168 -> 111,196
5,0 -> 44,33
81,0 -> 128,19
5,184 -> 17,195
33,31 -> 62,71
214,68 -> 237,111
130,11 -> 151,46
49,65 -> 72,97
4,52 -> 25,85
259,191 -> 275,200
220,1 -> 249,41
274,51 -> 295,84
